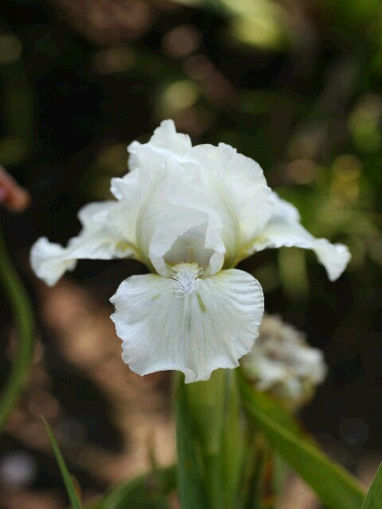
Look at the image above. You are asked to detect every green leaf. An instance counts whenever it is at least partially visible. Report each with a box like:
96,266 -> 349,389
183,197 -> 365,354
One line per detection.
362,463 -> 382,508
41,417 -> 83,509
92,466 -> 176,509
0,223 -> 34,431
240,386 -> 301,436
240,377 -> 365,509
176,370 -> 248,508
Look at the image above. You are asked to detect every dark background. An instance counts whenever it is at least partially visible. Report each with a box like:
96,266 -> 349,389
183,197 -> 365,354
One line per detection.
0,0 -> 381,507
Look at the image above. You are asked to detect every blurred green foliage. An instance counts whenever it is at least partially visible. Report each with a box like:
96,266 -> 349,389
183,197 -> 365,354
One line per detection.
1,0 -> 381,504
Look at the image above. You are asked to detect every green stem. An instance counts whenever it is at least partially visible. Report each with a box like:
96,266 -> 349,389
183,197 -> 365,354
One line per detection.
221,370 -> 246,507
185,370 -> 225,507
175,370 -> 245,509
0,221 -> 34,431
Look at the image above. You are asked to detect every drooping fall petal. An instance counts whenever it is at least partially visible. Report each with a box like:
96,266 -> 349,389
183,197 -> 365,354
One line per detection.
110,266 -> 264,382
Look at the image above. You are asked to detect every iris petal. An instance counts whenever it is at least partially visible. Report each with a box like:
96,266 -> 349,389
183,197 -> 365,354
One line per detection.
249,193 -> 350,281
110,267 -> 264,383
30,201 -> 138,286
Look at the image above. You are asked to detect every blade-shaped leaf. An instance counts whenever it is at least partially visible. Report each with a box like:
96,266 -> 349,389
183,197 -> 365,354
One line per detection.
92,466 -> 176,509
0,224 -> 34,431
42,417 -> 83,509
176,370 -> 246,508
362,463 -> 382,509
240,378 -> 365,509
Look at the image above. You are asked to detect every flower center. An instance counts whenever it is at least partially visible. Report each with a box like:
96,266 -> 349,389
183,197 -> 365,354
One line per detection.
170,263 -> 203,296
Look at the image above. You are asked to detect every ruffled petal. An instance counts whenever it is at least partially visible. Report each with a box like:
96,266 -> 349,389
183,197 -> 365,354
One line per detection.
113,157 -> 227,276
148,209 -> 225,277
115,123 -> 274,270
250,193 -> 351,281
30,201 -> 138,286
110,167 -> 164,266
127,119 -> 192,174
142,119 -> 192,155
30,237 -> 77,286
148,169 -> 227,275
186,143 -> 273,265
110,266 -> 264,383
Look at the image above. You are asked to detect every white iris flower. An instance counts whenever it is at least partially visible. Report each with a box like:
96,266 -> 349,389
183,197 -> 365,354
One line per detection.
30,120 -> 350,383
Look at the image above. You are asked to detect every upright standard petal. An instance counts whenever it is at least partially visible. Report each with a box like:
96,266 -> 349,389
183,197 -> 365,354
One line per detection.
127,119 -> 192,173
110,265 -> 264,383
113,159 -> 227,276
249,193 -> 351,281
139,119 -> 192,155
186,143 -> 273,265
117,123 -> 274,270
30,201 -> 138,286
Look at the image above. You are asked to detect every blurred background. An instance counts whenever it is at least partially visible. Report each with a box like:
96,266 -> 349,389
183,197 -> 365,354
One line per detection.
0,0 -> 381,507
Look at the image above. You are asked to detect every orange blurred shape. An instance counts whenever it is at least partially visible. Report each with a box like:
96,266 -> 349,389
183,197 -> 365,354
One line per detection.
0,166 -> 30,213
